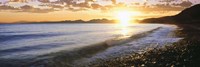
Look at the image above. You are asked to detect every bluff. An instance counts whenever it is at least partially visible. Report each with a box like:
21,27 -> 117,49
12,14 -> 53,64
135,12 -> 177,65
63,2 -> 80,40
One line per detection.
140,4 -> 200,24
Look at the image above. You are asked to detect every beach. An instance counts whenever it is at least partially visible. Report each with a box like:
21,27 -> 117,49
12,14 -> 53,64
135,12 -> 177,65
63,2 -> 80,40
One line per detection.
0,0 -> 199,67
86,24 -> 200,67
0,23 -> 182,67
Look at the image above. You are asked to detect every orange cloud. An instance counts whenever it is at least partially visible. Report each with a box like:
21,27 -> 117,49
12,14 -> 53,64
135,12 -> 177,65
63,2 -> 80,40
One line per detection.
0,0 -> 195,13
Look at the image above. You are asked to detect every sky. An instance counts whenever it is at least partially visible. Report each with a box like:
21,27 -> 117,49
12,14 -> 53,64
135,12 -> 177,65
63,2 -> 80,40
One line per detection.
0,0 -> 199,23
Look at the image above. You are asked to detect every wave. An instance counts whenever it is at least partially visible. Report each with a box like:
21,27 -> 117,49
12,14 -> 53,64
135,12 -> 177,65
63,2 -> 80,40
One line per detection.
0,33 -> 63,42
25,27 -> 162,67
105,27 -> 161,46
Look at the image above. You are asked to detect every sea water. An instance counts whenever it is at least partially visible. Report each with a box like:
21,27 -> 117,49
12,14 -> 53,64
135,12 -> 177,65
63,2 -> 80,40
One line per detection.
0,23 -> 181,66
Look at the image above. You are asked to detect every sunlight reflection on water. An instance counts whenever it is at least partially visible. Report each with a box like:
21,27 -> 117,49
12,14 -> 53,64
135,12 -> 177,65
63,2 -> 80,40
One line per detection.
115,23 -> 133,38
0,23 -> 164,59
120,27 -> 130,37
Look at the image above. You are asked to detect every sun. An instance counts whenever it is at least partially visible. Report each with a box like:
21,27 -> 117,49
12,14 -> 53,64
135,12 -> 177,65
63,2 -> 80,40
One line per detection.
115,10 -> 141,26
116,10 -> 132,27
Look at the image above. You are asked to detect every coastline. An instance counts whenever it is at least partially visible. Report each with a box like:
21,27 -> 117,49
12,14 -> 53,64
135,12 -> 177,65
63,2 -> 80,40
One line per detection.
0,23 -> 198,67
87,23 -> 200,67
0,24 -> 179,67
0,24 -> 171,67
28,24 -> 179,67
25,24 -> 170,67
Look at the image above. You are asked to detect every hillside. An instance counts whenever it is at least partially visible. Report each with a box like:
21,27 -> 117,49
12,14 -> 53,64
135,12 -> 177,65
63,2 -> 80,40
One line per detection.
140,4 -> 200,24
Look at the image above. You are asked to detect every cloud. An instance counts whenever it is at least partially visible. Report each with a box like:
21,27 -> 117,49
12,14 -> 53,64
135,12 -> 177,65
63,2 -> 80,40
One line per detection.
58,0 -> 75,5
46,4 -> 64,9
0,0 -> 195,13
38,0 -> 50,3
73,2 -> 90,8
8,0 -> 29,2
20,5 -> 32,9
67,7 -> 87,11
158,0 -> 176,2
172,1 -> 192,7
0,5 -> 56,13
19,5 -> 55,13
0,5 -> 18,10
111,0 -> 116,4
91,3 -> 102,9
8,0 -> 50,3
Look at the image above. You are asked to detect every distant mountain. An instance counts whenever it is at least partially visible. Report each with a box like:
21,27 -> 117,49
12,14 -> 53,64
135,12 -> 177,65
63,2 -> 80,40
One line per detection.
140,4 -> 200,24
57,19 -> 116,23
14,18 -> 116,24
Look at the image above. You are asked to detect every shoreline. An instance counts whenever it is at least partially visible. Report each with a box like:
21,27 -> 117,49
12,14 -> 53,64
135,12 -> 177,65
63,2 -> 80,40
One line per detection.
26,24 -> 168,67
86,24 -> 200,67
27,24 -> 179,67
0,24 -> 177,67
0,24 -> 199,67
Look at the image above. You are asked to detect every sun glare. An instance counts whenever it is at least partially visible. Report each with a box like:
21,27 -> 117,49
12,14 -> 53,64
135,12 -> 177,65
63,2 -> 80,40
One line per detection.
116,10 -> 132,27
114,10 -> 142,37
115,10 -> 142,27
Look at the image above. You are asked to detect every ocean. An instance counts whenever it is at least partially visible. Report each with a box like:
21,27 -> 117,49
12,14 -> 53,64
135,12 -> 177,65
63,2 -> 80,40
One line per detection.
0,23 -> 181,66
